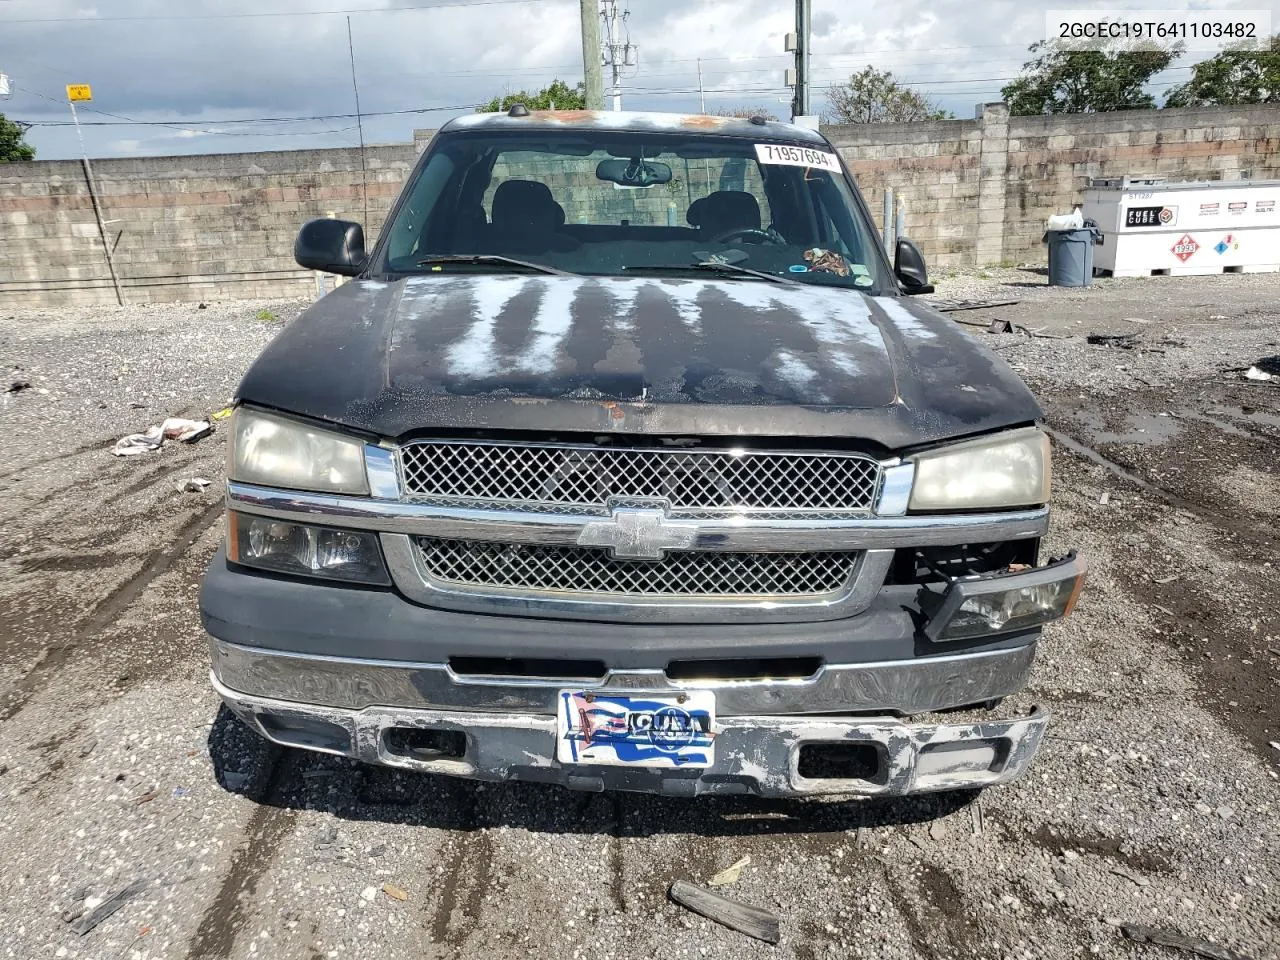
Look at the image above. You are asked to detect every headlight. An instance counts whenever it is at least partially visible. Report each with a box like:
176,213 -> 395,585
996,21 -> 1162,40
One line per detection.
228,512 -> 389,585
907,427 -> 1050,511
229,408 -> 369,495
922,553 -> 1085,642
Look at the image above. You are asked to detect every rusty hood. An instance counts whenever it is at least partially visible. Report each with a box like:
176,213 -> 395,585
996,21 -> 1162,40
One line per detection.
235,275 -> 1042,451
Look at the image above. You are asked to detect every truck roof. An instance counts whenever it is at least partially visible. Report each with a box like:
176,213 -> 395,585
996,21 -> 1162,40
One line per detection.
439,109 -> 828,145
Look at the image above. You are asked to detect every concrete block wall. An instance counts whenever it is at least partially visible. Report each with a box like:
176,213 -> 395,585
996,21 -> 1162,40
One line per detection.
1000,105 -> 1280,259
3,104 -> 1279,306
0,144 -> 419,306
486,154 -> 771,227
825,117 -> 986,270
829,103 -> 1280,269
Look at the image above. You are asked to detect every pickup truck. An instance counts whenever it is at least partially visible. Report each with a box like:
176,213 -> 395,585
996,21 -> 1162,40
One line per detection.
200,108 -> 1084,798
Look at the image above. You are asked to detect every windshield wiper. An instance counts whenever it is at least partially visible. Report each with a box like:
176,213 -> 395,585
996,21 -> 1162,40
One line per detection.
416,254 -> 575,277
624,260 -> 799,286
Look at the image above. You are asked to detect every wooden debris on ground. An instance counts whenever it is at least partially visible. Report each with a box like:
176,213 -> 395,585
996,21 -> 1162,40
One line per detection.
669,879 -> 780,944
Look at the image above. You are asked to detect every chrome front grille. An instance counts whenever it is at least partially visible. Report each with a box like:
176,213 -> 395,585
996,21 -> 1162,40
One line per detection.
398,441 -> 881,516
415,537 -> 860,599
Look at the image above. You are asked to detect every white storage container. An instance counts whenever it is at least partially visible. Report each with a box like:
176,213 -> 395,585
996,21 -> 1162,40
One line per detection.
1081,176 -> 1280,278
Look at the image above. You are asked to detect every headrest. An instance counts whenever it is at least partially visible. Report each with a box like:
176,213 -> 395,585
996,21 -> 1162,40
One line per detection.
492,179 -> 564,230
686,191 -> 761,233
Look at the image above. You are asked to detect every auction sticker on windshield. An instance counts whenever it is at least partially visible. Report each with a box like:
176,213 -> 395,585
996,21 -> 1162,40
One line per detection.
556,690 -> 716,768
755,143 -> 842,173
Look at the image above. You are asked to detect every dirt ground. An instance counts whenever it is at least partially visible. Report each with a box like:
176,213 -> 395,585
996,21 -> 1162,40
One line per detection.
0,271 -> 1277,960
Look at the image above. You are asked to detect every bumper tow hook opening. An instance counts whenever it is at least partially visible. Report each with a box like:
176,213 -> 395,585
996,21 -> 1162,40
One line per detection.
384,727 -> 467,761
256,713 -> 353,755
796,742 -> 886,785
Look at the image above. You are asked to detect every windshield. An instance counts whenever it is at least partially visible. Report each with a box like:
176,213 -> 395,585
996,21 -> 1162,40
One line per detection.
375,130 -> 884,291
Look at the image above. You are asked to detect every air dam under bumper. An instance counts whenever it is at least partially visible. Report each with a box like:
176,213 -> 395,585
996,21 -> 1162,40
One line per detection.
210,671 -> 1048,798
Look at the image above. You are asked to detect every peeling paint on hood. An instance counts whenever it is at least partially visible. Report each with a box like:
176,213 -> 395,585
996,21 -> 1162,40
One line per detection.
235,275 -> 1043,449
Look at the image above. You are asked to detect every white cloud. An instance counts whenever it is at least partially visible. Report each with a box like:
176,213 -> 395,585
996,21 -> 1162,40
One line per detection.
0,0 -> 1249,158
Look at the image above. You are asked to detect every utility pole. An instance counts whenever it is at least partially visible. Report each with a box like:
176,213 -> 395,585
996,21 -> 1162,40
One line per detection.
580,0 -> 604,110
792,0 -> 811,120
697,57 -> 705,113
601,0 -> 636,112
784,0 -> 816,126
65,84 -> 124,306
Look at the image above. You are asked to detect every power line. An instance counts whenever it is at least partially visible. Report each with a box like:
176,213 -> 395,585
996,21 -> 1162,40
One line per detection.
0,0 -> 559,24
10,83 -> 481,133
347,16 -> 370,225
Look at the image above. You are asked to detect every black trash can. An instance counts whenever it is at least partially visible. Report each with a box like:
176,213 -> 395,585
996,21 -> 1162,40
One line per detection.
1043,227 -> 1099,287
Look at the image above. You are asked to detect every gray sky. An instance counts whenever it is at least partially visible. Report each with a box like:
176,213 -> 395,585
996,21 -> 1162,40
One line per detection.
0,0 -> 1252,160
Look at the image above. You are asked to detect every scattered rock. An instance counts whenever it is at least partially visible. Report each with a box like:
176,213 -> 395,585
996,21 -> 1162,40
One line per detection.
1121,922 -> 1257,960
1111,868 -> 1151,888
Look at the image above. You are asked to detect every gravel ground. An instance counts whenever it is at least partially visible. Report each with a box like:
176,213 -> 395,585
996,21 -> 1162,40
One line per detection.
0,275 -> 1277,960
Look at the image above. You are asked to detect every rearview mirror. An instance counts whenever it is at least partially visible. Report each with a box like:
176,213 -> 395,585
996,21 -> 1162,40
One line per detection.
596,157 -> 673,188
894,237 -> 935,294
295,218 -> 367,276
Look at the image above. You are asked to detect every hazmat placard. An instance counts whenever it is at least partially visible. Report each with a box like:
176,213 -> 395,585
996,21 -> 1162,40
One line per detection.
66,84 -> 92,102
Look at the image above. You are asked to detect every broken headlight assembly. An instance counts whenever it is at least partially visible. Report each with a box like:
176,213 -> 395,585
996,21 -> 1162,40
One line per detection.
228,407 -> 369,495
920,552 -> 1086,642
226,512 -> 390,585
907,427 -> 1050,511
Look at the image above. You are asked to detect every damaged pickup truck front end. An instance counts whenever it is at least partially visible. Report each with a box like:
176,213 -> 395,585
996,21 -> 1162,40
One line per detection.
201,109 -> 1084,798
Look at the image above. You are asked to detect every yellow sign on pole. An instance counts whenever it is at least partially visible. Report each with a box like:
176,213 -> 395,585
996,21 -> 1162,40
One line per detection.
66,84 -> 92,102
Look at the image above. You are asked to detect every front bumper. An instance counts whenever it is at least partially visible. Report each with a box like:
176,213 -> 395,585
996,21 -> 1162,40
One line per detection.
212,670 -> 1048,798
202,541 -> 1071,797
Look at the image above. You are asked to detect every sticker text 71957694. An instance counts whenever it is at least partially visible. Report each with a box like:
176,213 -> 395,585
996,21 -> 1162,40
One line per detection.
754,143 -> 842,173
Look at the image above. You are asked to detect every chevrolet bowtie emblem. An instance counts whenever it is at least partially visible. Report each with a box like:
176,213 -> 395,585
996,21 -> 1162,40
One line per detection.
576,508 -> 699,560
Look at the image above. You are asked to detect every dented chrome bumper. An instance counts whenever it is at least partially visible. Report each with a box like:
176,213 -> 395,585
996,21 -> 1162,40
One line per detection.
211,669 -> 1048,798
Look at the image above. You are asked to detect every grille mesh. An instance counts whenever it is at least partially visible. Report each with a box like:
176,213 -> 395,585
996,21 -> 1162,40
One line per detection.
399,442 -> 881,515
416,537 -> 860,598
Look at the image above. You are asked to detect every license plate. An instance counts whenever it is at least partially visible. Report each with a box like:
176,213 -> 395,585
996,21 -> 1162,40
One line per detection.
555,690 -> 716,768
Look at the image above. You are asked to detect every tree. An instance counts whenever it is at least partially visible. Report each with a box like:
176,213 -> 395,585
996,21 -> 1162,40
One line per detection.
825,67 -> 951,124
477,79 -> 586,113
709,106 -> 781,120
1002,41 -> 1178,114
0,113 -> 35,162
1165,35 -> 1280,107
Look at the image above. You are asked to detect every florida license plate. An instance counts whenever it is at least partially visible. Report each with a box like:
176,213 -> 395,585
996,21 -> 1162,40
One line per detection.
555,690 -> 716,768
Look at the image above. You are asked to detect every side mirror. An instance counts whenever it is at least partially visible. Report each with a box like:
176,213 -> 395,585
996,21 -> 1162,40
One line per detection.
295,218 -> 367,276
894,237 -> 935,295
